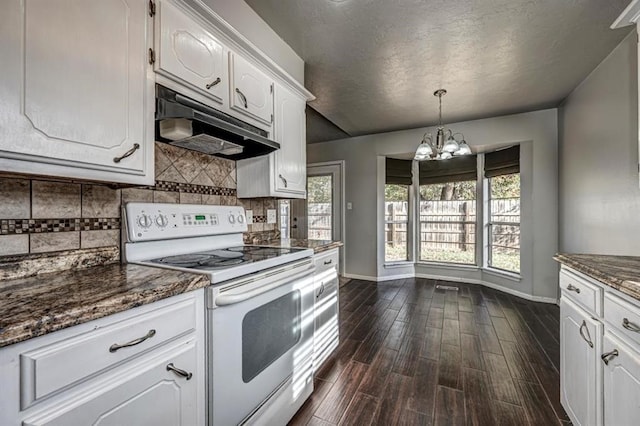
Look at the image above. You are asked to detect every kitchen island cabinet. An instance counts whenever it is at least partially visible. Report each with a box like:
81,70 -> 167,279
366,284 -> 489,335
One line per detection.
556,254 -> 640,426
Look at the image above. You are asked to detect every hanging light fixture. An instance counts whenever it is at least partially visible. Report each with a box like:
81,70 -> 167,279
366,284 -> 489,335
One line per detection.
414,89 -> 472,161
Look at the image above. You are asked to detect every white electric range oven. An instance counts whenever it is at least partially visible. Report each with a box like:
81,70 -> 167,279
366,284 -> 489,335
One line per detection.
123,203 -> 315,425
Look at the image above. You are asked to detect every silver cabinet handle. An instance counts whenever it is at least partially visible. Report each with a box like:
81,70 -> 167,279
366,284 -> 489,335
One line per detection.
579,320 -> 594,348
317,283 -> 325,298
113,143 -> 140,163
206,77 -> 221,90
279,174 -> 288,188
601,349 -> 619,365
324,260 -> 333,265
109,329 -> 156,352
166,363 -> 193,380
566,284 -> 581,293
623,318 -> 640,333
235,88 -> 248,108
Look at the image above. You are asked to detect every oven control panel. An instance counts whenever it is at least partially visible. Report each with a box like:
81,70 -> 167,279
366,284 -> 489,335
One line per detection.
125,202 -> 247,242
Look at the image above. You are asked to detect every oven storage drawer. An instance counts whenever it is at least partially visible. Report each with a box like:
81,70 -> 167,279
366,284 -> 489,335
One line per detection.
19,296 -> 197,408
314,249 -> 339,274
313,267 -> 339,371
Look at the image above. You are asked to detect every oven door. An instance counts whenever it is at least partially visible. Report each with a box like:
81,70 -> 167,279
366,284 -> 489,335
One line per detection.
207,260 -> 315,426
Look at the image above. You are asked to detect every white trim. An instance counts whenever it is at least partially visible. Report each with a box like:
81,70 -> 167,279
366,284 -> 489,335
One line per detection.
611,0 -> 640,28
416,261 -> 480,272
482,267 -> 522,282
414,272 -> 557,304
341,273 -> 379,282
383,261 -> 413,269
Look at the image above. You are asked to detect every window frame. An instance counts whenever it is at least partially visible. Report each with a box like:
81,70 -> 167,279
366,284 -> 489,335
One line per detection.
384,183 -> 411,263
417,180 -> 478,266
486,173 -> 521,276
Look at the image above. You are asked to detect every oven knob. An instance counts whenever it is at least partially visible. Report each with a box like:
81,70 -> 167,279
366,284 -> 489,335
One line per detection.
228,214 -> 236,224
237,214 -> 245,224
155,215 -> 168,228
137,214 -> 152,229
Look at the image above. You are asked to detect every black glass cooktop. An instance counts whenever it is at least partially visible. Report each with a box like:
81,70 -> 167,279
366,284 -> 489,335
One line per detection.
149,246 -> 298,270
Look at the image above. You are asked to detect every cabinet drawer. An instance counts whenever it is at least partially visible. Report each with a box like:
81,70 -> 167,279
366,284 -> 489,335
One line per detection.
604,292 -> 640,347
560,268 -> 603,316
314,249 -> 339,273
20,297 -> 197,408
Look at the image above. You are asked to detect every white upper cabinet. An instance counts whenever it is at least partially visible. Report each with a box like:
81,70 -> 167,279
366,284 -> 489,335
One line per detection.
274,83 -> 307,195
229,53 -> 274,126
236,83 -> 307,199
156,0 -> 228,105
0,0 -> 154,185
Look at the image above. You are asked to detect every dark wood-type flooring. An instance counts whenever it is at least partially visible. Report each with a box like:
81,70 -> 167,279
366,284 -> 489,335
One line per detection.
289,278 -> 570,426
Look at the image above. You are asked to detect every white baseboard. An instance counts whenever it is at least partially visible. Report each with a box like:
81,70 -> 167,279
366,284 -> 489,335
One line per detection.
414,272 -> 558,304
342,272 -> 416,282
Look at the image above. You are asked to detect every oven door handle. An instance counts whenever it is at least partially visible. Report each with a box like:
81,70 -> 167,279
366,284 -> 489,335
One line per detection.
214,269 -> 315,306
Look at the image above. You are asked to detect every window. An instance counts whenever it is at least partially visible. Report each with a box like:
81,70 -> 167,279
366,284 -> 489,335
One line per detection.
488,173 -> 520,273
419,181 -> 477,264
385,184 -> 409,261
307,175 -> 332,240
485,145 -> 520,274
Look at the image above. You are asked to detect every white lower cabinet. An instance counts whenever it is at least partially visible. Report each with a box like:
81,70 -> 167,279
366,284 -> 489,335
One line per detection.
0,290 -> 205,426
313,249 -> 340,372
23,337 -> 198,426
560,265 -> 640,426
560,298 -> 602,426
602,331 -> 640,425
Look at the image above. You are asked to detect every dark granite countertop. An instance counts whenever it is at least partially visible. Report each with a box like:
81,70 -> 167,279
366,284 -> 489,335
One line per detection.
0,263 -> 209,348
554,253 -> 640,301
263,238 -> 343,254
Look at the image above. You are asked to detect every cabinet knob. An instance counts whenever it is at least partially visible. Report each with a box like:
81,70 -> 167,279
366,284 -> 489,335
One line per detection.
206,77 -> 221,90
578,320 -> 593,348
601,349 -> 619,365
566,284 -> 581,293
113,143 -> 140,163
109,329 -> 155,352
622,318 -> 640,333
166,363 -> 193,380
235,88 -> 248,108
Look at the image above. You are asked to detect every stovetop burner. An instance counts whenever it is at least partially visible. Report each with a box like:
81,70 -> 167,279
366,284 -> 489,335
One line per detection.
149,245 -> 297,271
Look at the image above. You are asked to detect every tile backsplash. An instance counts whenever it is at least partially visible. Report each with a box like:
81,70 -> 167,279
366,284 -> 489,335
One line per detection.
0,143 -> 281,259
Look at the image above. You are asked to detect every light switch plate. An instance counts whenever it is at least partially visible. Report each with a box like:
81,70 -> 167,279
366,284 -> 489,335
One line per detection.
347,202 -> 353,210
267,209 -> 277,224
246,210 -> 253,224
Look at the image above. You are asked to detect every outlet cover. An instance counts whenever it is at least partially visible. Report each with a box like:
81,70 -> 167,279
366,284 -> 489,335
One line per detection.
245,210 -> 253,224
267,209 -> 277,224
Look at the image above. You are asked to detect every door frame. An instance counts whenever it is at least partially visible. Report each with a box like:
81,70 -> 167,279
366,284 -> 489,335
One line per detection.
308,161 -> 345,276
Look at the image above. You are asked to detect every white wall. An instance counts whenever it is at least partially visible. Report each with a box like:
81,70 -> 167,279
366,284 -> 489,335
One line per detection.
196,0 -> 304,84
308,109 -> 559,301
559,30 -> 640,255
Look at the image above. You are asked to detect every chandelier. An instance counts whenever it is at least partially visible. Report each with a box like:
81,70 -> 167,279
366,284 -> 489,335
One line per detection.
414,89 -> 472,160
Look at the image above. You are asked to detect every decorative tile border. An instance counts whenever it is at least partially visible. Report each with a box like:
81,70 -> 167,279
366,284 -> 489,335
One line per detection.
152,180 -> 237,196
252,215 -> 267,223
0,218 -> 120,235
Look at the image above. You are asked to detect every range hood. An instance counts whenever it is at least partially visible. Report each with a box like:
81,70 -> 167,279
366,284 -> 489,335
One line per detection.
155,85 -> 279,160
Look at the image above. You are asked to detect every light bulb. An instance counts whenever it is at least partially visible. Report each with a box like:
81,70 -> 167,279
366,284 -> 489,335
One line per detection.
416,143 -> 433,156
455,140 -> 471,155
443,136 -> 459,153
439,152 -> 452,160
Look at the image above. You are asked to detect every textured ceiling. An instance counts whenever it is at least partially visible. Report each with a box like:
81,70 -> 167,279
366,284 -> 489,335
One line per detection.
245,0 -> 633,143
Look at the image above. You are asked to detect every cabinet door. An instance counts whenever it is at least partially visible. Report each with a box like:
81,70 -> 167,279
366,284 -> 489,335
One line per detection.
229,53 -> 274,125
314,268 -> 339,371
22,340 -> 199,426
0,0 -> 153,184
274,83 -> 307,194
560,298 -> 603,426
156,1 -> 227,105
603,332 -> 640,426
